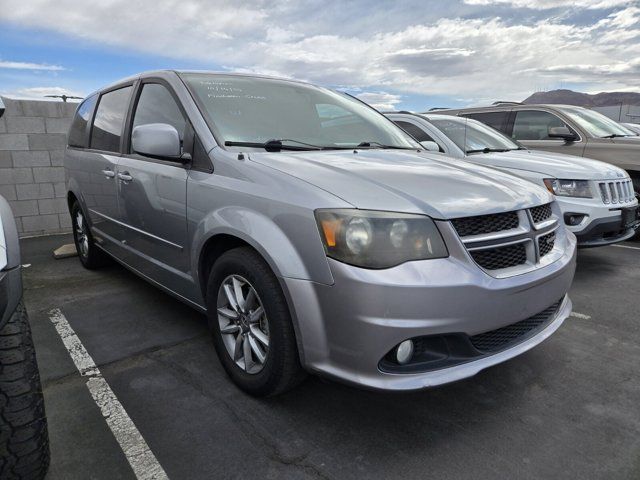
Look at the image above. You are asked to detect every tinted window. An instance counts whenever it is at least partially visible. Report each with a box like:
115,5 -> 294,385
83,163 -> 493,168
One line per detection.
90,87 -> 132,152
394,121 -> 437,143
68,94 -> 97,148
132,84 -> 186,142
560,106 -> 635,138
462,112 -> 509,131
512,110 -> 569,141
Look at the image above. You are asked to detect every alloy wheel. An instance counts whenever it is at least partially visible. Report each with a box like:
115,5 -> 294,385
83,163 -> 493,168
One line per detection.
217,275 -> 270,374
75,211 -> 89,258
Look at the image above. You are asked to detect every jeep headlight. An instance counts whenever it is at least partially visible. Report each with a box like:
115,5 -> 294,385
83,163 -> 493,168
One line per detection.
315,209 -> 448,269
543,179 -> 592,198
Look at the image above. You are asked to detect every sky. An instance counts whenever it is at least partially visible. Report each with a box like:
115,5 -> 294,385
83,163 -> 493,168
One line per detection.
0,0 -> 639,110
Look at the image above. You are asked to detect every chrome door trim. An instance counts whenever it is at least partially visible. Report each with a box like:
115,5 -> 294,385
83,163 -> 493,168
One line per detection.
89,208 -> 184,251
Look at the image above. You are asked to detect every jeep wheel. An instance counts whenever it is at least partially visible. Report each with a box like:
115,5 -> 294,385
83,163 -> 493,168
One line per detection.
0,302 -> 49,480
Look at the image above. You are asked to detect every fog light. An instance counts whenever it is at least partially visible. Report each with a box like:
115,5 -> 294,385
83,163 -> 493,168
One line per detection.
564,213 -> 586,226
396,340 -> 414,365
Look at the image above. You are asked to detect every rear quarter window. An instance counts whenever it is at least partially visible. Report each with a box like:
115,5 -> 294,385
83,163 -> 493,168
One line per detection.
68,94 -> 97,148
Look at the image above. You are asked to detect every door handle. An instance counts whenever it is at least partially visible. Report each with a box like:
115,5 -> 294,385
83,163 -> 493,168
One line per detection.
117,172 -> 133,182
101,169 -> 115,178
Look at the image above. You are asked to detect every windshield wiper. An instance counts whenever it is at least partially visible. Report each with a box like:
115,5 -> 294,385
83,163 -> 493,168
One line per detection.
600,134 -> 631,138
357,141 -> 417,150
466,148 -> 510,154
225,139 -> 323,152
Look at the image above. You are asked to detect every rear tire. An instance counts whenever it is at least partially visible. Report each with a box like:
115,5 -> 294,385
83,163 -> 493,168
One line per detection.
206,247 -> 306,396
70,202 -> 111,269
0,302 -> 50,480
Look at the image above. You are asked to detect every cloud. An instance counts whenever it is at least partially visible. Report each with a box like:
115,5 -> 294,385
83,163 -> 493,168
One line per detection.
463,0 -> 634,9
2,86 -> 84,100
0,1 -> 639,105
0,60 -> 65,71
355,92 -> 403,110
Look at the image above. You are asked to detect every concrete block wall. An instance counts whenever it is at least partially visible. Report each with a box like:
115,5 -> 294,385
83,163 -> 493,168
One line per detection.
0,96 -> 78,237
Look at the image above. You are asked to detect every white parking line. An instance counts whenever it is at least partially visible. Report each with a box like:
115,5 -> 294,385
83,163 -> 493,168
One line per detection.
611,244 -> 640,251
570,312 -> 591,320
48,308 -> 168,480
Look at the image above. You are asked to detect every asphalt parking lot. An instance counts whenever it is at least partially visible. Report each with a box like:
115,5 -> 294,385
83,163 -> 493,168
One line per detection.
21,233 -> 640,480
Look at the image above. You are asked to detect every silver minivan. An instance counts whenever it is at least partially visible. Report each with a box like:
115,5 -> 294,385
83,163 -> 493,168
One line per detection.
64,71 -> 576,395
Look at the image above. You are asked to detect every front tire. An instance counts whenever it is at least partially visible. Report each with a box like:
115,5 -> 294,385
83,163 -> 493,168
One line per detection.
70,202 -> 110,269
0,303 -> 50,480
206,247 -> 305,396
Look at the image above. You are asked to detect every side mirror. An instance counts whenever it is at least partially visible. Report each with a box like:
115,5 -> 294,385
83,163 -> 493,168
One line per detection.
548,126 -> 578,142
420,140 -> 441,152
132,123 -> 182,159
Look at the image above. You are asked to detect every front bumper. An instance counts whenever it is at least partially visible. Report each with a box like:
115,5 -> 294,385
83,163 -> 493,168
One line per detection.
556,196 -> 639,247
283,227 -> 577,391
0,265 -> 23,330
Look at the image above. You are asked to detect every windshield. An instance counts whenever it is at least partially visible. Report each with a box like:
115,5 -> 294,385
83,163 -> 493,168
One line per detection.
427,115 -> 521,153
560,107 -> 636,138
182,74 -> 418,150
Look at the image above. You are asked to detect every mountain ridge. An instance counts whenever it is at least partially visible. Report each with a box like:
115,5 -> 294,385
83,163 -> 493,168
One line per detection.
522,89 -> 640,106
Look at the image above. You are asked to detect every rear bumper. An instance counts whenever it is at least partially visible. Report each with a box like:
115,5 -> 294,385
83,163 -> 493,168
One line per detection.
283,231 -> 577,391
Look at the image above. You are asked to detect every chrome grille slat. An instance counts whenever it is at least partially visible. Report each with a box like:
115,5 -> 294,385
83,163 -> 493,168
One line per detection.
598,179 -> 634,205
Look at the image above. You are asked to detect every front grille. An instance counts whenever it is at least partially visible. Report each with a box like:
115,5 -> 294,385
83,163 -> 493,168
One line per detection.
538,231 -> 555,257
470,243 -> 527,270
451,211 -> 519,237
530,203 -> 552,224
470,300 -> 562,353
598,179 -> 634,204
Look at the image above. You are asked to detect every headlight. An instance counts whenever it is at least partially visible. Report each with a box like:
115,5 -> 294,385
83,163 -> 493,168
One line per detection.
315,209 -> 448,269
543,179 -> 592,198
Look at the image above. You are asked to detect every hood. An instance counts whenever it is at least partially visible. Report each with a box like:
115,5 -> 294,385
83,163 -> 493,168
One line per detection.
610,136 -> 640,145
247,149 -> 551,219
467,149 -> 628,180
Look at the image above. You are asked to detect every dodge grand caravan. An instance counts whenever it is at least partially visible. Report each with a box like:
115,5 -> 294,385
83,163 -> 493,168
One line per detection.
64,71 -> 576,395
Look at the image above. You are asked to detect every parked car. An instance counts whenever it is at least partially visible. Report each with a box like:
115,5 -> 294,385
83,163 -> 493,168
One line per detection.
437,103 -> 640,199
64,71 -> 576,396
621,123 -> 640,135
0,194 -> 50,479
387,112 -> 639,247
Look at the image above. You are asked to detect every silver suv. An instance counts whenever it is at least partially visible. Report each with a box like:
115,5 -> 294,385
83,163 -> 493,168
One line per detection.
64,71 -> 576,395
438,103 -> 640,199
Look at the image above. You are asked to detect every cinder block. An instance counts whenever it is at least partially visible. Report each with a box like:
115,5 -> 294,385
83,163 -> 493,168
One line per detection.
0,118 -> 6,134
12,151 -> 50,167
1,98 -> 23,116
0,168 -> 33,185
8,199 -> 38,216
61,103 -> 79,117
54,182 -> 67,198
19,100 -> 62,118
0,151 -> 11,168
49,150 -> 65,166
21,214 -> 60,232
0,185 -> 17,201
33,166 -> 65,183
38,197 -> 67,214
58,213 -> 72,229
0,134 -> 29,151
14,217 -> 23,234
27,133 -> 67,151
6,117 -> 45,134
16,183 -> 54,200
45,117 -> 72,134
